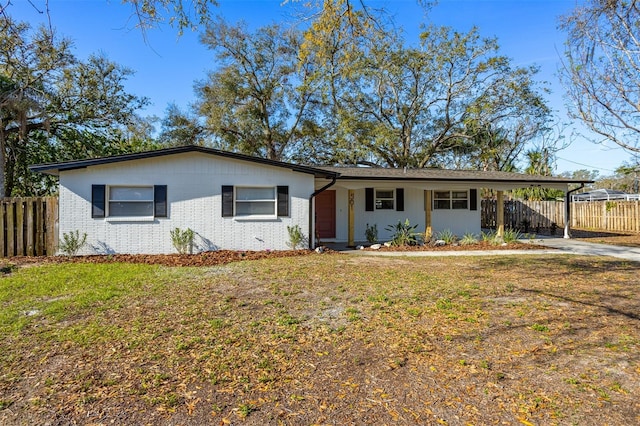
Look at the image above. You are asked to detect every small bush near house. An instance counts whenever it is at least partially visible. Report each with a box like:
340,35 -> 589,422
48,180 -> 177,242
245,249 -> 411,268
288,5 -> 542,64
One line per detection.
386,219 -> 420,246
481,230 -> 501,245
170,228 -> 194,254
365,223 -> 378,244
59,230 -> 87,256
436,229 -> 457,244
459,232 -> 478,245
287,225 -> 307,249
503,228 -> 523,243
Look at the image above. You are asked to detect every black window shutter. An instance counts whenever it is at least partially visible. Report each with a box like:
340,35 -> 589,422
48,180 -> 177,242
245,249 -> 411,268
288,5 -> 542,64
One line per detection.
396,188 -> 404,211
469,188 -> 478,211
154,185 -> 167,217
365,188 -> 374,211
222,185 -> 234,217
277,186 -> 289,217
91,185 -> 106,218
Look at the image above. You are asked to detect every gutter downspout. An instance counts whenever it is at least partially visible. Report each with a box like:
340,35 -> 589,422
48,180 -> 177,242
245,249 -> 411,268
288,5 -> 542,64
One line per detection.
564,183 -> 585,238
309,175 -> 338,249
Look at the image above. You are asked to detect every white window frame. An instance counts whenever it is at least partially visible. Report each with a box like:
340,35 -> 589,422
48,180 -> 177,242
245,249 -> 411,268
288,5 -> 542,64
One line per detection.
433,190 -> 469,210
375,189 -> 395,210
234,186 -> 277,219
107,185 -> 154,219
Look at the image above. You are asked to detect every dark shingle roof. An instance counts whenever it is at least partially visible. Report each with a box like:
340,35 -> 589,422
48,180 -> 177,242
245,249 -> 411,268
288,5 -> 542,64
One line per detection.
316,166 -> 591,184
29,146 -> 339,178
29,146 -> 591,186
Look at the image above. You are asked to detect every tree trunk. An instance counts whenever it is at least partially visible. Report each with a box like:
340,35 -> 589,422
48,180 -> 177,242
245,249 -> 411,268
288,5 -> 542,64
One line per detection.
0,128 -> 5,198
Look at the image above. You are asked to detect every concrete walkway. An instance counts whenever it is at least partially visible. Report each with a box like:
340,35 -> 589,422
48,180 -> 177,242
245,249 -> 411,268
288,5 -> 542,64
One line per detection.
528,236 -> 640,262
338,237 -> 640,263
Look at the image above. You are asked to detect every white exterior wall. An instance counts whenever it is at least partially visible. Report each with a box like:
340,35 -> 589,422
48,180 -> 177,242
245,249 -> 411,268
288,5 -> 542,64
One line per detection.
327,186 -> 481,243
58,152 -> 314,254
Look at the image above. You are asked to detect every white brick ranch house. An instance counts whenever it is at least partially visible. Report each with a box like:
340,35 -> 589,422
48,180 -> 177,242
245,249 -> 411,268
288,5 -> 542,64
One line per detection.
30,146 -> 589,254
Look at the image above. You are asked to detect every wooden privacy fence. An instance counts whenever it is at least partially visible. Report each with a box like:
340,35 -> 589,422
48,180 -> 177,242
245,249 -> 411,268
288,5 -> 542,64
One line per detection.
571,200 -> 640,233
482,199 -> 640,233
481,199 -> 565,230
0,197 -> 58,257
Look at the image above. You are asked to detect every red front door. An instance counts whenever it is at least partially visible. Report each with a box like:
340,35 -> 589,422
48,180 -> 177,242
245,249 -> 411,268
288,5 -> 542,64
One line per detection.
315,190 -> 336,239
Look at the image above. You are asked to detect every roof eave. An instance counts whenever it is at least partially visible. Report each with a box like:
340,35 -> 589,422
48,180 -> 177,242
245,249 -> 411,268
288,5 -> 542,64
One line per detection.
332,175 -> 593,185
29,146 -> 339,179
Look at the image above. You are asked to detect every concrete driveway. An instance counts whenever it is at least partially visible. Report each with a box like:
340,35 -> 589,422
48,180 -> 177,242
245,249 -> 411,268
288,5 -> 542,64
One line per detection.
529,236 -> 640,262
340,237 -> 640,263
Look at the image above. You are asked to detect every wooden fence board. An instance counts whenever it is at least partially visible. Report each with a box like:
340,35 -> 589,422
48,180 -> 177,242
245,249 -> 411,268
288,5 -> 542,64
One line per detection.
35,198 -> 44,256
482,199 -> 640,234
6,201 -> 15,256
0,197 -> 58,257
46,197 -> 58,255
0,202 -> 4,257
26,198 -> 34,255
16,200 -> 24,256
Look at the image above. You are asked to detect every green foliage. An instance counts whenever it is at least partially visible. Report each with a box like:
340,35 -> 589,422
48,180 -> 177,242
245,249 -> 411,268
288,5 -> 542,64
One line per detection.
301,13 -> 551,168
385,219 -> 419,246
531,323 -> 549,332
0,262 -> 165,335
158,103 -> 208,147
287,225 -> 307,249
120,0 -> 218,34
502,228 -> 523,243
560,0 -> 640,153
170,228 -> 194,254
481,230 -> 501,245
58,230 -> 87,256
436,229 -> 457,244
459,232 -> 478,246
0,17 -> 152,196
196,19 -> 315,161
365,223 -> 378,243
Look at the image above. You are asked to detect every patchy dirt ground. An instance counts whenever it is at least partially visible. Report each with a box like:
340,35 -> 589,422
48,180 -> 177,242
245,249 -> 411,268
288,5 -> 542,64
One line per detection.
3,249 -> 314,268
1,253 -> 639,425
572,229 -> 640,248
0,228 -> 636,269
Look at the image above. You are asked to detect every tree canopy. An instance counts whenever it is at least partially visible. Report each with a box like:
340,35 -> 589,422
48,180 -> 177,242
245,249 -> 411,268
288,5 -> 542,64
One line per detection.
0,17 -> 154,195
194,20 -> 318,161
560,0 -> 640,153
190,5 -> 554,171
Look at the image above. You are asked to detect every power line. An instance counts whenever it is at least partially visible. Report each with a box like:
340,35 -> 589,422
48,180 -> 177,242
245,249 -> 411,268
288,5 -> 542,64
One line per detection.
555,156 -> 617,173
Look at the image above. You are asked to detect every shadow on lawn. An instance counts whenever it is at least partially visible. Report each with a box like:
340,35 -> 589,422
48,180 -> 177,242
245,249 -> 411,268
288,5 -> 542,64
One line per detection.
520,287 -> 640,322
484,255 -> 639,274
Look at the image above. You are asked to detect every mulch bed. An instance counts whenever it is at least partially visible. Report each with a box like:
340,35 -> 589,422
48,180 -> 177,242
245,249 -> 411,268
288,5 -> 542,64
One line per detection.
3,249 -> 319,268
363,241 -> 545,251
7,227 -> 640,268
1,241 -> 549,268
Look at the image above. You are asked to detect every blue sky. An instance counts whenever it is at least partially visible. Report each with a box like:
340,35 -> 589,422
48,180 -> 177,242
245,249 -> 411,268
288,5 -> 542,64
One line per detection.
9,0 -> 632,176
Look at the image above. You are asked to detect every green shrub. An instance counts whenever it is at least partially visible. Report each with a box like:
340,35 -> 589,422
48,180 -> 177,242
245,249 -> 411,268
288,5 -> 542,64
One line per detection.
459,232 -> 478,245
385,219 -> 419,246
170,228 -> 194,254
287,225 -> 307,249
59,230 -> 87,256
481,230 -> 500,245
503,228 -> 523,243
365,223 -> 378,243
436,229 -> 456,244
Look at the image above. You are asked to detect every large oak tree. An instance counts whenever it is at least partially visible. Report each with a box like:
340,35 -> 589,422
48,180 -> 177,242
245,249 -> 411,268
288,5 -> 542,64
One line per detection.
0,18 -> 153,195
560,0 -> 640,153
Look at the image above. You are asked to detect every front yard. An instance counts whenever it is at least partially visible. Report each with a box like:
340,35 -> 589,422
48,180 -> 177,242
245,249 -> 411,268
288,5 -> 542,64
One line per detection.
1,253 -> 639,425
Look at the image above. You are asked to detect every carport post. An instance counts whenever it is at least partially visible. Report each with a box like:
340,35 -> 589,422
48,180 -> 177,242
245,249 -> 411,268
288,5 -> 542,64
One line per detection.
348,189 -> 355,247
424,190 -> 432,240
496,190 -> 505,239
564,183 -> 585,239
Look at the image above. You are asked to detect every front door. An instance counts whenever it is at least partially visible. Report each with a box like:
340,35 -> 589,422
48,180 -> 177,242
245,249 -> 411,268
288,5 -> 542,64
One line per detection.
315,190 -> 336,239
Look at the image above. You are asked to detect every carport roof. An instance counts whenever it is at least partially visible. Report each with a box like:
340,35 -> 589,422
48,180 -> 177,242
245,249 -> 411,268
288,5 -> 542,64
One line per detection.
317,166 -> 592,185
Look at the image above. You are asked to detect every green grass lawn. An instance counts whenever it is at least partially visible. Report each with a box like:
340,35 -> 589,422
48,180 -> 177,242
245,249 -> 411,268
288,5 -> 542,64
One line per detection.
1,254 -> 639,425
